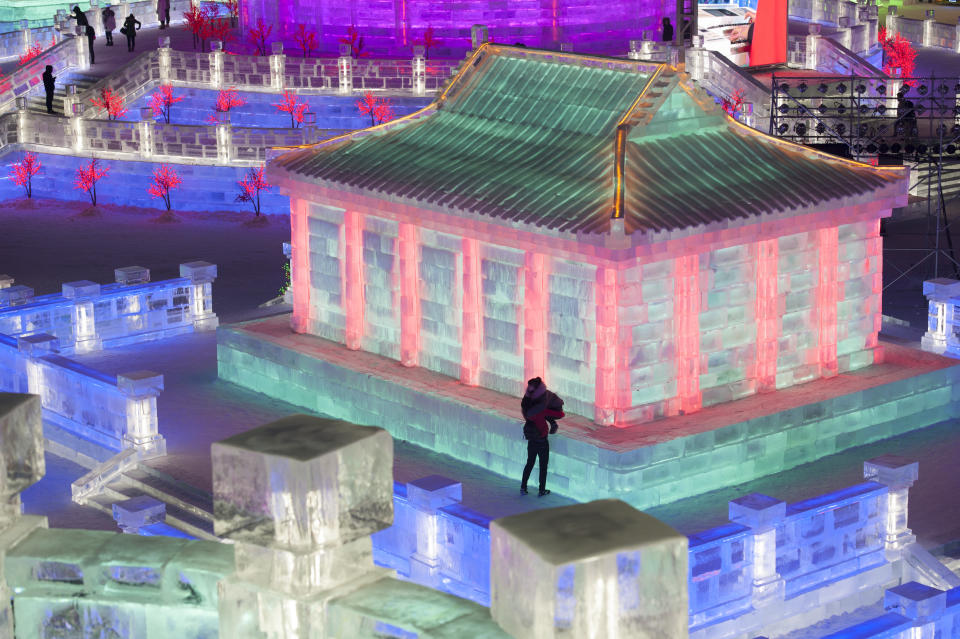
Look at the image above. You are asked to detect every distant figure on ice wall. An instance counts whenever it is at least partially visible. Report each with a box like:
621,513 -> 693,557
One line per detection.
42,65 -> 55,114
69,5 -> 89,28
520,377 -> 564,497
121,14 -> 141,52
102,6 -> 116,46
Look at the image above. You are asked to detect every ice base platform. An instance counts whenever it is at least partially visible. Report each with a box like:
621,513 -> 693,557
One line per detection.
217,314 -> 960,509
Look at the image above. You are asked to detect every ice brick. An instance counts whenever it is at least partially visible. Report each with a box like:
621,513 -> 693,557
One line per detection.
114,265 -> 151,285
490,500 -> 688,639
61,280 -> 101,299
0,275 -> 12,289
112,496 -> 166,533
406,475 -> 462,509
180,261 -> 218,283
212,414 -> 393,549
884,581 -> 946,619
117,370 -> 164,397
16,333 -> 59,355
0,285 -> 33,307
0,394 -> 44,511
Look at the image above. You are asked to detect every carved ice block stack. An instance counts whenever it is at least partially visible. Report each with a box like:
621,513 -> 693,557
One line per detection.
490,500 -> 689,639
214,414 -> 394,639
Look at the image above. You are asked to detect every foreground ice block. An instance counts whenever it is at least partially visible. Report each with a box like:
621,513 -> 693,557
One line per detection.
0,394 -> 44,524
214,414 -> 394,638
490,500 -> 688,639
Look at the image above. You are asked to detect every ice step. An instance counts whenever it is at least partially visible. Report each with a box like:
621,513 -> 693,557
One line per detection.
124,465 -> 214,523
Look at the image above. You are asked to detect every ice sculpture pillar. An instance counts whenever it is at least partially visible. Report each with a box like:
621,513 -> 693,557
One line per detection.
729,493 -> 786,604
864,455 -> 918,555
920,278 -> 960,356
490,500 -> 688,638
0,394 -> 48,637
214,414 -> 394,638
180,261 -> 219,330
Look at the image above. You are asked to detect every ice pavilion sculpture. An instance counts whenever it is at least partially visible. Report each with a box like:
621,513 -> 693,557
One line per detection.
267,44 -> 909,427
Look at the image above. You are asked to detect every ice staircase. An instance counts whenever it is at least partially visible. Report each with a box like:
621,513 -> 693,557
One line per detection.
82,458 -> 218,541
25,72 -> 98,115
910,161 -> 960,202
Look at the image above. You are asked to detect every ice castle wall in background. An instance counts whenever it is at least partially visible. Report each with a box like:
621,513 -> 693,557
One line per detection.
0,262 -> 218,354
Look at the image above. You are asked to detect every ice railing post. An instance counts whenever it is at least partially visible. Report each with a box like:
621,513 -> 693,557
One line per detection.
728,493 -> 786,605
270,40 -> 285,91
211,40 -> 224,89
864,455 -> 919,556
158,35 -> 171,82
62,280 -> 102,353
0,394 -> 49,637
19,20 -> 31,55
406,475 -> 461,586
920,279 -> 960,356
490,500 -> 688,638
117,371 -> 165,454
412,45 -> 426,96
138,106 -> 153,158
471,24 -> 488,50
214,414 -> 394,638
923,9 -> 935,48
338,44 -> 352,95
179,261 -> 219,330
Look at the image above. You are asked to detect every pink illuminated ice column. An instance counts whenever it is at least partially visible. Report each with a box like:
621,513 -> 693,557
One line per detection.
399,222 -> 421,367
594,266 -> 626,426
754,239 -> 780,391
674,254 -> 702,414
343,210 -> 365,350
867,218 -> 884,363
460,238 -> 483,385
816,226 -> 839,378
523,252 -> 549,384
290,198 -> 312,333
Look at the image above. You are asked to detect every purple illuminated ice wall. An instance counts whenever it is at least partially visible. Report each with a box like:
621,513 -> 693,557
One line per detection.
240,0 -> 662,56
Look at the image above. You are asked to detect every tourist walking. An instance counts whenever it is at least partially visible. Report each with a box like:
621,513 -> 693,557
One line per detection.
102,6 -> 116,46
42,65 -> 56,114
85,24 -> 96,64
519,377 -> 564,497
157,0 -> 171,28
121,14 -> 141,52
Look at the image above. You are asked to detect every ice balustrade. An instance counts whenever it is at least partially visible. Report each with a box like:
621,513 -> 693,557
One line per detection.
0,262 -> 218,354
687,44 -> 772,129
887,9 -> 960,53
0,21 -> 59,61
824,582 -> 960,638
0,35 -> 83,115
369,458 -> 917,635
921,278 -> 960,357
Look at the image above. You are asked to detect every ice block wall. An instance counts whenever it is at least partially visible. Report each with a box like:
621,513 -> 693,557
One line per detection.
836,219 -> 883,373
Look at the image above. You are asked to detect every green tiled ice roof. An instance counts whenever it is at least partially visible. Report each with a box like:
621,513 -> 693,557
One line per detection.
274,46 -> 655,233
274,45 -> 904,236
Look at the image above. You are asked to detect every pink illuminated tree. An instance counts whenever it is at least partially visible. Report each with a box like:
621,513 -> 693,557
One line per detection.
184,4 -> 207,50
148,164 -> 182,211
224,0 -> 239,27
720,89 -> 744,118
235,164 -> 270,216
149,85 -> 183,123
73,158 -> 108,206
90,87 -> 127,120
419,26 -> 437,59
206,87 -> 246,123
340,25 -> 368,58
356,92 -> 394,127
273,91 -> 308,128
18,43 -> 44,66
208,16 -> 236,51
247,18 -> 272,56
9,152 -> 42,198
881,32 -> 916,84
293,24 -> 319,58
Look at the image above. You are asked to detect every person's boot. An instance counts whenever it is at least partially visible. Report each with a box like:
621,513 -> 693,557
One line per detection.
538,489 -> 550,497
520,486 -> 528,495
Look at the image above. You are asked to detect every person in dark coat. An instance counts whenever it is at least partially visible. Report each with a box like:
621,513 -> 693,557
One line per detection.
85,24 -> 96,64
102,6 -> 116,46
520,377 -> 565,497
121,14 -> 141,52
662,17 -> 674,42
69,6 -> 89,30
42,65 -> 56,114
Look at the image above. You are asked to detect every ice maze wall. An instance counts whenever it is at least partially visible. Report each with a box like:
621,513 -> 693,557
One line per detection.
292,198 -> 885,424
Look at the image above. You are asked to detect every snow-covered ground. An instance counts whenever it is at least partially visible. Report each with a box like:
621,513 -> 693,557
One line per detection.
3,195 -> 960,551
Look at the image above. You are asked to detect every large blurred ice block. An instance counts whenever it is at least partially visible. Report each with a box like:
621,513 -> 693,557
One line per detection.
212,414 -> 393,549
490,500 -> 688,639
0,394 -> 44,523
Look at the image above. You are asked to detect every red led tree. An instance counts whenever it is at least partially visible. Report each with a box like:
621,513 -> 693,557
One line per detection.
208,16 -> 236,52
340,25 -> 367,58
247,18 -> 272,56
273,91 -> 308,128
881,32 -> 916,84
91,87 -> 127,120
293,24 -> 319,58
206,87 -> 246,123
235,164 -> 270,216
73,158 -> 108,206
356,92 -> 394,127
149,85 -> 183,123
18,43 -> 44,66
721,89 -> 745,118
419,26 -> 437,59
148,164 -> 182,211
225,0 -> 239,27
9,152 -> 42,198
184,4 -> 207,50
